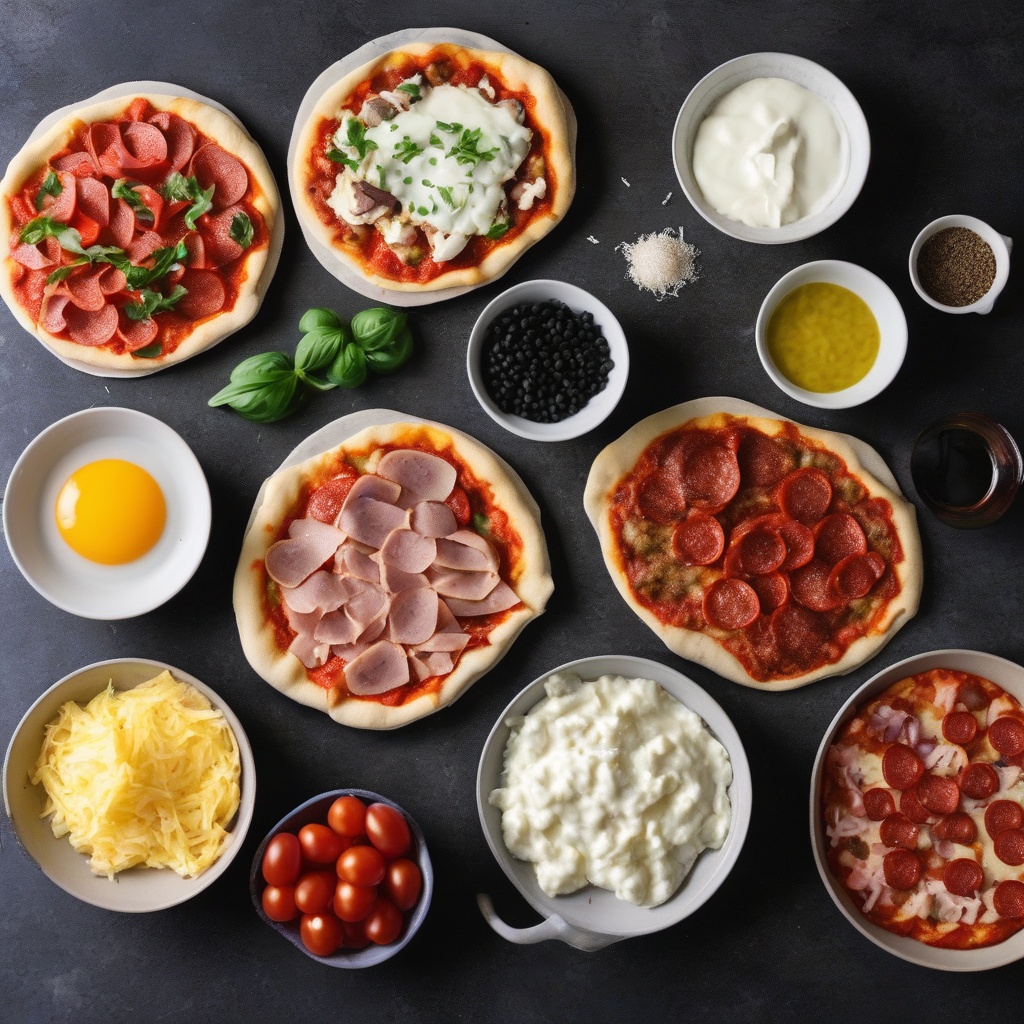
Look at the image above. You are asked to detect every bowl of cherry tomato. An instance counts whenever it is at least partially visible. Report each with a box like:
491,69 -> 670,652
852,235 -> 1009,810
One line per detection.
249,789 -> 433,967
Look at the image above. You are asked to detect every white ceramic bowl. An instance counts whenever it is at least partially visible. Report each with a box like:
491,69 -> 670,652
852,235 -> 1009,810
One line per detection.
249,789 -> 433,967
909,215 -> 1012,315
3,658 -> 256,913
810,648 -> 1024,972
3,407 -> 211,619
672,53 -> 870,244
466,280 -> 629,442
755,260 -> 907,409
476,654 -> 751,949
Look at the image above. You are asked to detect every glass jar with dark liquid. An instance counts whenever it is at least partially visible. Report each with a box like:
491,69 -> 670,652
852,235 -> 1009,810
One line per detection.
910,413 -> 1023,527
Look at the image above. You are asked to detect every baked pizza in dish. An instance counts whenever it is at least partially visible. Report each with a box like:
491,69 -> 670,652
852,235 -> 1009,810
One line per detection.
584,406 -> 922,690
0,93 -> 278,371
822,668 -> 1024,948
293,41 -> 574,292
234,420 -> 553,729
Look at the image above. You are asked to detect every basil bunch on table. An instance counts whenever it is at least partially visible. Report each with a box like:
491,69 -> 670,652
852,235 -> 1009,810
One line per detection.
208,305 -> 413,422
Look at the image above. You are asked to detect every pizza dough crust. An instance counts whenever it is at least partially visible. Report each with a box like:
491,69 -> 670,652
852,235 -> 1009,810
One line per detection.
234,420 -> 553,728
0,93 -> 279,372
584,405 -> 924,691
292,42 -> 575,292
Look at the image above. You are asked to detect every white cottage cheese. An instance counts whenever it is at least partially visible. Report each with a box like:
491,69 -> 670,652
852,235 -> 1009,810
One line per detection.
489,672 -> 732,907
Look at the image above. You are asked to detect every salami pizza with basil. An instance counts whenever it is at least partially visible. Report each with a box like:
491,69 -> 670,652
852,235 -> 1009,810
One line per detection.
293,41 -> 574,292
583,406 -> 923,690
822,668 -> 1024,948
0,93 -> 278,370
233,420 -> 553,729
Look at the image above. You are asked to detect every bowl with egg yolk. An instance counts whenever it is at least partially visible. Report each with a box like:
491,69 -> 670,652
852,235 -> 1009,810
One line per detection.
3,406 -> 211,618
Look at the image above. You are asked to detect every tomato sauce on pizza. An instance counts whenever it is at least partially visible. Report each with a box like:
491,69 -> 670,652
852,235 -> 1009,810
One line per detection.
822,669 -> 1024,948
607,419 -> 905,682
5,97 -> 269,359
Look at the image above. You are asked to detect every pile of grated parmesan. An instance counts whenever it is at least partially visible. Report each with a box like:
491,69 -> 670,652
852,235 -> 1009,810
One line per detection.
617,227 -> 699,299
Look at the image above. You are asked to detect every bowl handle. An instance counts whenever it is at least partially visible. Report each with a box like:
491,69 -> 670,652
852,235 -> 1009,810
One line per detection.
476,893 -> 621,950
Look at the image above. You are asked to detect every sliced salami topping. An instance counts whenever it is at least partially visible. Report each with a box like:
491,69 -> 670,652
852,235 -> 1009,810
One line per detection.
410,501 -> 458,539
52,151 -> 94,175
959,762 -> 999,800
899,787 -> 933,824
182,230 -> 207,269
671,513 -> 725,566
932,812 -> 977,845
985,800 -> 1024,839
737,430 -> 793,488
703,578 -> 760,631
636,473 -> 687,523
737,527 -> 786,575
127,229 -> 165,264
39,170 -> 77,222
778,467 -> 833,525
344,641 -> 410,696
776,518 -> 815,572
814,513 -> 867,565
10,242 -> 53,270
879,813 -> 919,849
63,267 -> 108,312
989,717 -> 1024,757
116,311 -> 159,352
790,559 -> 845,612
107,197 -> 135,248
174,269 -> 226,320
882,743 -> 925,790
378,449 -> 458,502
942,711 -> 979,746
750,572 -> 789,613
771,603 -> 826,660
916,774 -> 959,817
75,176 -> 110,226
863,788 -> 896,821
121,121 -> 169,170
943,858 -> 984,898
39,294 -> 71,334
828,552 -> 884,601
994,829 -> 1024,866
305,476 -> 356,524
883,848 -> 922,890
199,205 -> 246,267
64,302 -> 118,346
682,443 -> 741,513
190,144 -> 249,209
993,880 -> 1024,919
148,111 -> 195,173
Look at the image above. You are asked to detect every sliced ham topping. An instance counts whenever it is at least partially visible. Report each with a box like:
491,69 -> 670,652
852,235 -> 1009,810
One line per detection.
358,613 -> 388,644
64,303 -> 118,346
440,530 -> 500,572
414,631 -> 470,655
387,587 -> 439,645
331,641 -> 369,663
340,496 -> 407,548
434,534 -> 498,572
190,144 -> 248,209
283,602 -> 322,637
410,650 -> 454,683
265,520 -> 346,587
379,560 -> 428,594
377,450 -> 457,501
314,610 -> 361,645
380,528 -> 436,574
174,269 -> 226,320
345,642 -> 410,695
444,580 -> 520,617
75,176 -> 110,226
289,632 -> 330,669
282,570 -> 355,615
410,500 -> 458,538
344,582 -> 390,632
427,566 -> 500,601
344,473 -> 403,506
148,112 -> 195,173
335,542 -> 380,584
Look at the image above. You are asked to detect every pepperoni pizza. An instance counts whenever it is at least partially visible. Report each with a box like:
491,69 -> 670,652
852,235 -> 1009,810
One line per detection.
233,420 -> 553,729
0,93 -> 278,370
584,407 -> 923,690
293,41 -> 574,291
822,668 -> 1024,948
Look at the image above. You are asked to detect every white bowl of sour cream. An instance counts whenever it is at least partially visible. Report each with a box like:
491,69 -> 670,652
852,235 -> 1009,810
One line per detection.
475,654 -> 751,949
672,53 -> 870,244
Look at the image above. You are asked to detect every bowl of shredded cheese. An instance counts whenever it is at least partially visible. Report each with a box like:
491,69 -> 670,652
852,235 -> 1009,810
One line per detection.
2,658 -> 255,912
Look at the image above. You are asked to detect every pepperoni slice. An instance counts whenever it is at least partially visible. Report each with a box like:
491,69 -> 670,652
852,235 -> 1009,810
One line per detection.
958,677 -> 991,712
148,111 -> 195,173
790,559 -> 845,612
994,829 -> 1024,866
883,849 -> 922,890
942,711 -> 978,746
882,743 -> 925,790
737,528 -> 786,575
75,176 -> 110,226
984,800 -> 1024,838
916,774 -> 960,815
776,518 -> 815,572
174,269 -> 226,320
199,205 -> 247,268
63,303 -> 118,346
989,717 -> 1024,757
879,813 -> 919,849
994,880 -> 1024,919
672,513 -> 725,566
828,552 -> 886,602
191,143 -> 249,209
960,762 -> 999,800
107,197 -> 135,248
778,467 -> 832,525
120,121 -> 169,170
863,788 -> 896,821
943,859 -> 984,897
750,573 -> 789,613
899,787 -> 932,824
932,812 -> 978,844
682,443 -> 741,513
771,603 -> 826,661
116,311 -> 159,352
636,473 -> 687,524
703,578 -> 760,631
814,513 -> 867,565
737,431 -> 793,488
182,231 -> 207,270
39,170 -> 77,223
304,476 -> 357,524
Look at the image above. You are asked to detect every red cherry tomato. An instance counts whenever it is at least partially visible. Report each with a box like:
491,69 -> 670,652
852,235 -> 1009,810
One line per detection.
385,858 -> 422,911
328,795 -> 367,837
300,913 -> 344,957
337,844 -> 387,887
364,898 -> 404,945
299,823 -> 345,864
343,919 -> 371,949
262,833 -> 302,887
365,803 -> 411,859
261,885 -> 299,922
334,881 -> 377,922
445,486 -> 471,527
294,870 -> 337,915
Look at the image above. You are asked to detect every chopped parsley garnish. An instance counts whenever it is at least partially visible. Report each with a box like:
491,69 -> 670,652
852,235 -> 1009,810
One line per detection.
376,165 -> 387,188
35,171 -> 63,211
416,206 -> 429,216
421,178 -> 433,187
429,134 -> 443,147
429,157 -> 438,166
487,221 -> 511,240
437,186 -> 457,209
403,176 -> 413,185
396,82 -> 420,100
395,136 -> 423,164
447,128 -> 499,168
390,123 -> 399,132
229,212 -> 254,249
435,121 -> 463,134
327,118 -> 378,172
125,284 -> 188,321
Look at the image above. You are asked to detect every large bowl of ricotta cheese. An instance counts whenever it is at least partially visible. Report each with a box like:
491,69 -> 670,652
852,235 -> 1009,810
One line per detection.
476,654 -> 751,949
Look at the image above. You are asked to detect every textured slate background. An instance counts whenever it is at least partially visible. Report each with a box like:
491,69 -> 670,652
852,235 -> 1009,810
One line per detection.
1,1 -> 1022,1020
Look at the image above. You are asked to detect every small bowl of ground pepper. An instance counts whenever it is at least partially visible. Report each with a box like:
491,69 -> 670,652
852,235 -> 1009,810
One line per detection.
909,215 -> 1011,314
467,280 -> 629,441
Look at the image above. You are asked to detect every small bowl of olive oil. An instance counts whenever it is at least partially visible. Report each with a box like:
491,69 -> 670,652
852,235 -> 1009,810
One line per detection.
755,260 -> 907,409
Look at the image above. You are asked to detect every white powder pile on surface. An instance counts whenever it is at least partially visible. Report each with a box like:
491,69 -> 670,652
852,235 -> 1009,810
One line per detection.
617,227 -> 699,299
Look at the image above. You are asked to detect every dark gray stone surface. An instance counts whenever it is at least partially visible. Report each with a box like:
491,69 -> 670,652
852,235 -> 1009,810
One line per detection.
1,1 -> 1022,1020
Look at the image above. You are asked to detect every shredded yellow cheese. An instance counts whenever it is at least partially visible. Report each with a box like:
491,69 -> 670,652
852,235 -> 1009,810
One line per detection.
31,670 -> 241,879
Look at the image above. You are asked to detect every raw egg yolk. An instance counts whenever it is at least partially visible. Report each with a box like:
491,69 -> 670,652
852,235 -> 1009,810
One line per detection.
55,459 -> 166,565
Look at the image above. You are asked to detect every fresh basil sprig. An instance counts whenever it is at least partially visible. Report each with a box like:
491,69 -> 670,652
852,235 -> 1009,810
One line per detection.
112,179 -> 155,222
229,212 -> 253,249
327,343 -> 368,388
208,352 -> 303,423
351,307 -> 407,351
125,285 -> 188,321
35,171 -> 63,211
161,172 -> 214,230
122,240 -> 188,290
294,308 -> 353,390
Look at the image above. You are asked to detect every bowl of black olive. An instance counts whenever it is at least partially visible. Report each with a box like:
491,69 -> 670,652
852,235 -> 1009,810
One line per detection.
467,280 -> 629,441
